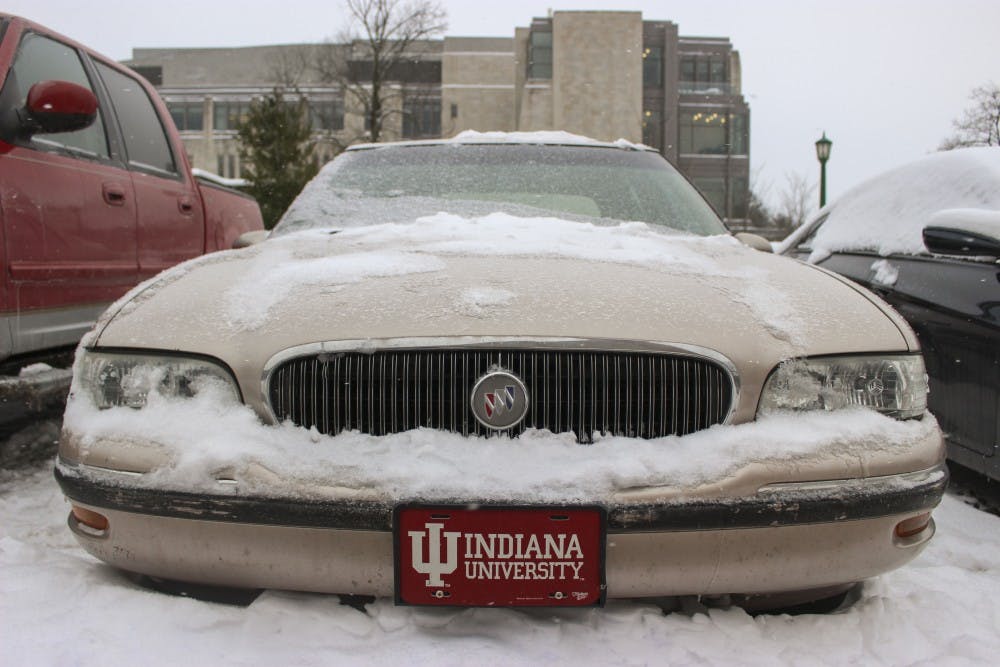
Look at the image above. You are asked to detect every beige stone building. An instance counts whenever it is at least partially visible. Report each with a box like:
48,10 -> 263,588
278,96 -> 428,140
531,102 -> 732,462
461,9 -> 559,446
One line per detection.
127,10 -> 750,222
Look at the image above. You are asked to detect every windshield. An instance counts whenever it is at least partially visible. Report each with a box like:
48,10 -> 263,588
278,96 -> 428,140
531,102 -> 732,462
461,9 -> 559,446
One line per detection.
273,144 -> 727,237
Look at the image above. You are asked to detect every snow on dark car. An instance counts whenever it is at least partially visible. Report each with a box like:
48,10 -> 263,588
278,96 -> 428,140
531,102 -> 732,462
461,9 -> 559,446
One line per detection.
779,148 -> 999,482
55,132 -> 945,610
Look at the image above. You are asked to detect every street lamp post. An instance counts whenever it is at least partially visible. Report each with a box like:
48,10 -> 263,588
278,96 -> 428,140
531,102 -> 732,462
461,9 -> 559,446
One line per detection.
815,132 -> 832,208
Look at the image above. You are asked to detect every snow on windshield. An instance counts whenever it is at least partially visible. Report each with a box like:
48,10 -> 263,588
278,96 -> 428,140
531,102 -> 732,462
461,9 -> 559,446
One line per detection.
800,147 -> 1000,259
274,142 -> 724,236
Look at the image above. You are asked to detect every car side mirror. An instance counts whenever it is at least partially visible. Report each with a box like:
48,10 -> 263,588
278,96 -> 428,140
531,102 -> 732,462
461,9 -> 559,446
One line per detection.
923,227 -> 1000,257
233,230 -> 269,248
734,232 -> 774,253
22,80 -> 98,136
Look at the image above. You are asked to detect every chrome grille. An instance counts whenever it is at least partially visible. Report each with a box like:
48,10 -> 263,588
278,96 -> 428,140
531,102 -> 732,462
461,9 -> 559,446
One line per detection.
267,349 -> 733,442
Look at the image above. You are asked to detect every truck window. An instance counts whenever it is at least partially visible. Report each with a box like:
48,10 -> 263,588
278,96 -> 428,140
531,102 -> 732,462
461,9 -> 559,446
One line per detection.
0,32 -> 109,159
95,62 -> 177,176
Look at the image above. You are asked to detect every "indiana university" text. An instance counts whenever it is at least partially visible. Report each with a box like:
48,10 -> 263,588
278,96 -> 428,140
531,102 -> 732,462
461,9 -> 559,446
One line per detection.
461,531 -> 585,581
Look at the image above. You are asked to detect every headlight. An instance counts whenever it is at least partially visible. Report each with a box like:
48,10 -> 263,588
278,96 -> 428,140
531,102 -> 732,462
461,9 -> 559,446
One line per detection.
758,354 -> 928,419
77,351 -> 241,409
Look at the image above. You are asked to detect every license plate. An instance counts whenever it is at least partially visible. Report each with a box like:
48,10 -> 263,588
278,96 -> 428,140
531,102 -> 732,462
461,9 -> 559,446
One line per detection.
394,505 -> 606,607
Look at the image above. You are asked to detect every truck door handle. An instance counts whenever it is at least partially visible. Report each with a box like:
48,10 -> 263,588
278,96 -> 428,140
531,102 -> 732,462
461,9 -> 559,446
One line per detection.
178,195 -> 195,214
102,182 -> 127,206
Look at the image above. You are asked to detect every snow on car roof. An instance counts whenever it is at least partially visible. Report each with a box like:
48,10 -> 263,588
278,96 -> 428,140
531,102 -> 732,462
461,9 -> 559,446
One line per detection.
796,147 -> 1000,259
347,130 -> 654,152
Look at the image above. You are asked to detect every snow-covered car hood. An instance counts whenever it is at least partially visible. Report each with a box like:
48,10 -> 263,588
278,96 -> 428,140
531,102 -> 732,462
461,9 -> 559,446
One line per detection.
90,213 -> 912,422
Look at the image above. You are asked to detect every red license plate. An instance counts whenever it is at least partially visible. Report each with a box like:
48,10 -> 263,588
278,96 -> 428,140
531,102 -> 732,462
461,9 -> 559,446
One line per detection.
394,505 -> 606,607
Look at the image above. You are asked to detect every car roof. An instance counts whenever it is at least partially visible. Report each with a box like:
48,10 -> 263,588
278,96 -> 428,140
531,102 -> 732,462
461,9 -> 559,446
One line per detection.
346,131 -> 657,153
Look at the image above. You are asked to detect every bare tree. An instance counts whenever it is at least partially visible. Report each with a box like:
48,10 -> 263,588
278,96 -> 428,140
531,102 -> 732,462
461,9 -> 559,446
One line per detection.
772,172 -> 816,231
268,46 -> 311,87
940,82 -> 1000,150
316,0 -> 446,143
744,165 -> 773,230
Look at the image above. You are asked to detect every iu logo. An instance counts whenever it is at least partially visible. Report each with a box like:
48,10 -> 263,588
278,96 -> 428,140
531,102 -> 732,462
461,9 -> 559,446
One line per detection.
470,370 -> 530,430
408,522 -> 461,587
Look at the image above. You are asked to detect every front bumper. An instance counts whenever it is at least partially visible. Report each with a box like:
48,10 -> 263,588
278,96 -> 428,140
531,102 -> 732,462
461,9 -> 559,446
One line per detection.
55,461 -> 947,599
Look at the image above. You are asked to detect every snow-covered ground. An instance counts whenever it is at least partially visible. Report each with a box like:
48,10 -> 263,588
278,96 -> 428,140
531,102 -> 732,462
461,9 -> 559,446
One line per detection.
2,464 -> 999,666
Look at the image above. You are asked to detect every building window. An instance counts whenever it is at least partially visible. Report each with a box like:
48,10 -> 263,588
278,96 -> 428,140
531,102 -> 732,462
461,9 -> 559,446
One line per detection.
679,111 -> 747,156
730,113 -> 748,155
643,47 -> 663,88
528,29 -> 552,79
681,58 -> 695,82
213,100 -> 252,131
309,99 -> 344,131
402,96 -> 441,138
692,176 -> 749,220
679,111 -> 727,154
692,177 -> 726,216
730,177 -> 749,219
167,101 -> 204,132
216,154 -> 240,178
679,55 -> 730,94
347,59 -> 441,84
711,59 -> 726,83
642,109 -> 662,151
451,103 -> 458,119
697,59 -> 710,82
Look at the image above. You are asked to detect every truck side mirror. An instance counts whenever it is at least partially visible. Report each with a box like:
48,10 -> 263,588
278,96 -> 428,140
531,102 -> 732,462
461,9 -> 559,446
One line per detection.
23,80 -> 98,135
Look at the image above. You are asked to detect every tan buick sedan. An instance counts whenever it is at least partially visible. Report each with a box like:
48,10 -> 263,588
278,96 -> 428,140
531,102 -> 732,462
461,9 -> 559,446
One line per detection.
56,133 -> 945,610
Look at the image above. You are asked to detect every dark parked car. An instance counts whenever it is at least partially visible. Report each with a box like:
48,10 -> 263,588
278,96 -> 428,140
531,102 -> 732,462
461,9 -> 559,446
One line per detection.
779,148 -> 1000,481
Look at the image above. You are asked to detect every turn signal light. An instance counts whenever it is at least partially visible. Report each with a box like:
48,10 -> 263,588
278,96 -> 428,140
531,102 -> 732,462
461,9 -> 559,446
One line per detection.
71,505 -> 109,531
895,512 -> 931,538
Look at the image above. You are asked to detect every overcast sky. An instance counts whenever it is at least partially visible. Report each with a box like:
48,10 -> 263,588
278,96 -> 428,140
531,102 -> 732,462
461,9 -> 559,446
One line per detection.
5,0 -> 998,210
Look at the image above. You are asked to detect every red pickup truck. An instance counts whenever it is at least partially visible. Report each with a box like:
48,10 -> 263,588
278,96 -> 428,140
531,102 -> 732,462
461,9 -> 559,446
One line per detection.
0,15 -> 263,377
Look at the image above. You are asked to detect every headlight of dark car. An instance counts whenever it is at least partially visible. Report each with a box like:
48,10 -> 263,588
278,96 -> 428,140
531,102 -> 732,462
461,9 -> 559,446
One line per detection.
77,351 -> 241,409
758,354 -> 928,419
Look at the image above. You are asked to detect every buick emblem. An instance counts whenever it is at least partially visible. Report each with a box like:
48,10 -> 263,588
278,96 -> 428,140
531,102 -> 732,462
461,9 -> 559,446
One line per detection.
470,370 -> 529,430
